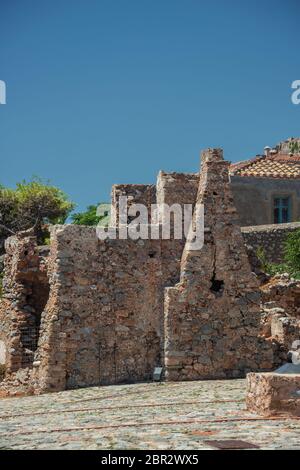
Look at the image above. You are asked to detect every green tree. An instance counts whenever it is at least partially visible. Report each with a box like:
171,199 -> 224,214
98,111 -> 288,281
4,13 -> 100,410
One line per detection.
71,203 -> 110,226
0,178 -> 75,250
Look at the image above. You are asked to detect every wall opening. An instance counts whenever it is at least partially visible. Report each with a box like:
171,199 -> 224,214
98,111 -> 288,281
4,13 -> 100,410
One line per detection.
20,274 -> 50,367
210,276 -> 224,296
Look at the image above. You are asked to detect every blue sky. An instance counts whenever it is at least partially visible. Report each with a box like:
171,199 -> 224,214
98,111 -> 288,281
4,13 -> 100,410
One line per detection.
0,0 -> 299,212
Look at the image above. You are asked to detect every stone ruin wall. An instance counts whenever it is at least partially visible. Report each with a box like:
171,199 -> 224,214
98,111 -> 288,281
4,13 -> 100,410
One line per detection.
164,149 -> 273,381
156,171 -> 199,212
32,226 -> 168,393
0,235 -> 49,374
1,148 -> 300,395
0,225 -> 189,394
111,172 -> 199,287
111,184 -> 156,225
113,177 -> 300,266
242,222 -> 300,264
247,372 -> 300,417
112,176 -> 300,268
259,277 -> 300,366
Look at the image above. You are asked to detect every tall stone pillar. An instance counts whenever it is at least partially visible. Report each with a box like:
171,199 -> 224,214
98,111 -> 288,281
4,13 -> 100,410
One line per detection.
164,148 -> 273,381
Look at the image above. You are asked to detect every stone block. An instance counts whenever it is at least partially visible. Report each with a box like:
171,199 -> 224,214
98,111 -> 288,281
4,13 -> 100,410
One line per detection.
246,372 -> 300,416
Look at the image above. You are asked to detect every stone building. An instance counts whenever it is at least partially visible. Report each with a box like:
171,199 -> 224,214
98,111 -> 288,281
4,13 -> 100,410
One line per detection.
112,137 -> 300,229
0,148 -> 282,396
230,137 -> 300,226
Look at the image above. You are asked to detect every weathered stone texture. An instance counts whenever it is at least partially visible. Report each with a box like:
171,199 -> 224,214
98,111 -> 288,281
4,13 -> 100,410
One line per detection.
242,222 -> 300,264
156,171 -> 199,216
0,233 -> 49,375
259,276 -> 300,365
111,184 -> 156,225
164,149 -> 273,381
261,276 -> 300,318
2,148 -> 298,395
33,225 -> 164,393
247,372 -> 300,416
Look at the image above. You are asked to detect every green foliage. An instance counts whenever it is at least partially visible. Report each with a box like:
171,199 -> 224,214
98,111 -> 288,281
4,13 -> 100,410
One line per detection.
289,141 -> 300,154
264,262 -> 288,277
283,229 -> 300,278
43,237 -> 51,246
0,177 -> 75,248
256,246 -> 287,277
0,187 -> 18,233
256,230 -> 300,280
71,203 -> 110,227
256,246 -> 268,271
14,178 -> 75,225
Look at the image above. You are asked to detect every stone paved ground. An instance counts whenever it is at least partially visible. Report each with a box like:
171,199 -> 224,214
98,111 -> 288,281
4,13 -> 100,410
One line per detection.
0,379 -> 299,450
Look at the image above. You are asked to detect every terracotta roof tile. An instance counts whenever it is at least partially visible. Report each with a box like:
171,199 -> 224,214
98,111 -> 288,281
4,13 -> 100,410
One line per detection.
230,153 -> 300,179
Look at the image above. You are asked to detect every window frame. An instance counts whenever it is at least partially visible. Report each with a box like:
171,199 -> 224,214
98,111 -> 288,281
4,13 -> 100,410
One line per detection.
273,195 -> 291,224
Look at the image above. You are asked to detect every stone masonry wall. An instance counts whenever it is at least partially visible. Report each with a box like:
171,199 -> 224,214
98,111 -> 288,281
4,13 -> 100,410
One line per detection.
2,148 -> 292,395
33,225 -> 164,393
156,171 -> 199,213
164,149 -> 273,381
112,174 -> 299,266
247,372 -> 300,416
0,233 -> 49,375
259,277 -> 300,364
111,184 -> 156,225
241,222 -> 300,264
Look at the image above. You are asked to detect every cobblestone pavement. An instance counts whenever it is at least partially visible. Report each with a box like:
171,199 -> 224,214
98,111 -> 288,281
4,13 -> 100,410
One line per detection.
0,379 -> 299,450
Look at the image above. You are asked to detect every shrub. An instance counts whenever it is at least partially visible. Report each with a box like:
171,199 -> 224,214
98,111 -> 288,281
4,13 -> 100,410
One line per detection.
71,203 -> 110,226
256,230 -> 300,280
256,246 -> 268,272
289,141 -> 300,154
283,229 -> 300,276
0,178 -> 75,250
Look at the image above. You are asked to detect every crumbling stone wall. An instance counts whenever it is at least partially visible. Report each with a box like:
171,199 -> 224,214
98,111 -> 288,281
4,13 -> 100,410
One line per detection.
259,276 -> 300,365
111,184 -> 156,224
247,372 -> 300,417
112,174 -> 299,266
33,226 -> 164,393
164,149 -> 273,381
111,174 -> 199,288
2,148 -> 294,396
155,172 -> 199,287
241,222 -> 300,264
156,171 -> 199,213
261,276 -> 300,318
0,233 -> 49,376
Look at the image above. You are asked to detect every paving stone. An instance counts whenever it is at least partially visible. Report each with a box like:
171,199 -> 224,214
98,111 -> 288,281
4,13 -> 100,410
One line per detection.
0,379 -> 299,450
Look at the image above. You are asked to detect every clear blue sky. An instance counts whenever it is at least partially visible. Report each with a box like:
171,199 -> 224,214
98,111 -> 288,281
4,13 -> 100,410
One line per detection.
0,0 -> 299,212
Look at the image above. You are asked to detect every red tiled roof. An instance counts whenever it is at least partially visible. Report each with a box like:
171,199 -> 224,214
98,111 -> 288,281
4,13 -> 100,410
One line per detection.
230,153 -> 300,179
